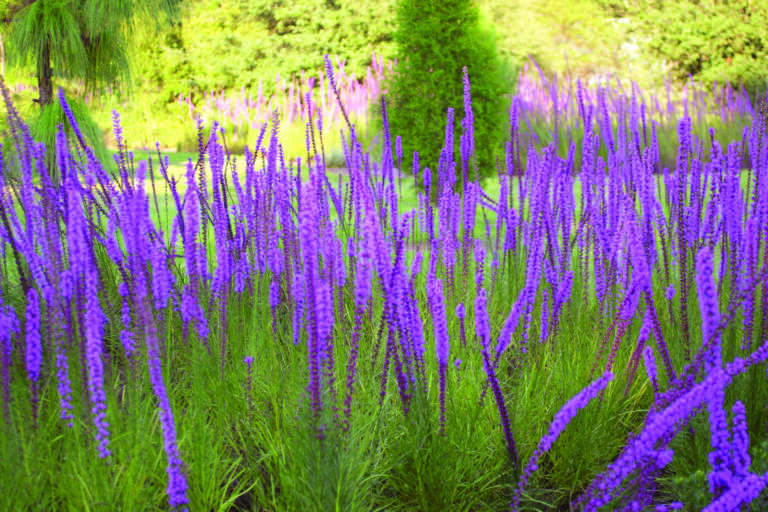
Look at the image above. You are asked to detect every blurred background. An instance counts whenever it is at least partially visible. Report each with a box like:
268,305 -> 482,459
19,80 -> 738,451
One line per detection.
0,0 -> 766,161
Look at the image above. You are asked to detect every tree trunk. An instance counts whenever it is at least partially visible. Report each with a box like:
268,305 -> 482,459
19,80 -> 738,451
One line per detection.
37,39 -> 53,107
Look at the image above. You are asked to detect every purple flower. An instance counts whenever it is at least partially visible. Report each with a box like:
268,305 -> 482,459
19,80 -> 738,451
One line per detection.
427,277 -> 450,433
25,288 -> 42,385
0,298 -> 19,422
460,67 -> 475,186
495,297 -> 524,359
428,278 -> 450,368
643,343 -> 660,398
84,264 -> 111,459
540,290 -> 550,342
139,295 -> 189,509
180,285 -> 209,342
152,238 -> 173,310
52,308 -> 74,427
58,88 -> 87,149
118,283 -> 136,362
730,401 -> 750,480
183,160 -> 201,286
656,503 -> 683,511
512,371 -> 614,510
579,365 -> 742,509
707,381 -> 732,495
696,246 -> 721,369
474,291 -> 491,352
702,471 -> 768,512
355,216 -> 375,311
299,182 -> 323,421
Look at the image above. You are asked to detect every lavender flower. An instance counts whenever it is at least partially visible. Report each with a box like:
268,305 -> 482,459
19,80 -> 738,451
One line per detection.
579,365 -> 740,509
118,283 -> 136,362
643,343 -> 661,400
51,306 -> 75,428
152,238 -> 173,310
460,66 -> 475,186
707,380 -> 732,495
475,291 -> 491,352
299,182 -> 323,422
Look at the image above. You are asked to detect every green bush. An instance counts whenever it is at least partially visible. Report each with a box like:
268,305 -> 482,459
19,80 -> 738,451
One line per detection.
384,0 -> 514,181
131,0 -> 397,102
638,0 -> 768,98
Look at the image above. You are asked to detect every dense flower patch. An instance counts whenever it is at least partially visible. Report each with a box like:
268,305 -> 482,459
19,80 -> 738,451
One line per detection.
0,57 -> 767,510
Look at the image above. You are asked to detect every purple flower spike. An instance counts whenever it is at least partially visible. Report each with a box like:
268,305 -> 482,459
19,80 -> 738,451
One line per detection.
25,288 -> 42,386
455,302 -> 467,347
695,246 -> 721,370
730,401 -> 750,480
143,311 -> 189,510
1,299 -> 19,423
512,371 -> 614,510
84,265 -> 111,459
299,181 -> 324,423
427,277 -> 450,435
702,471 -> 768,512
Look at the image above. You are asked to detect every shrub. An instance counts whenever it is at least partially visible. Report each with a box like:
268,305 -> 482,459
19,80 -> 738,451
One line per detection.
638,0 -> 768,97
385,0 -> 513,181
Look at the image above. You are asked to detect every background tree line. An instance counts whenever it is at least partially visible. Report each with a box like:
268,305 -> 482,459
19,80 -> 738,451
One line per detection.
0,0 -> 765,171
1,0 -> 766,106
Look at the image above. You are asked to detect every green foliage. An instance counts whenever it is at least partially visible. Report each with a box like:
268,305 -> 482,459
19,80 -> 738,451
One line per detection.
591,0 -> 643,17
0,90 -> 109,180
132,0 -> 397,102
6,0 -> 179,96
480,0 -> 636,78
31,95 -> 110,168
0,0 -> 180,178
385,0 -> 513,179
638,1 -> 768,97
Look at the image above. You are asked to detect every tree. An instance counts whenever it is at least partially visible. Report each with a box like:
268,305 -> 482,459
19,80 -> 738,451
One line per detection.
385,0 -> 513,181
6,0 -> 179,108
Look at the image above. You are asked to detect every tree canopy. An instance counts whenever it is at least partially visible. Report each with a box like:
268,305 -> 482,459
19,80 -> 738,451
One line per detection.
5,0 -> 179,106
